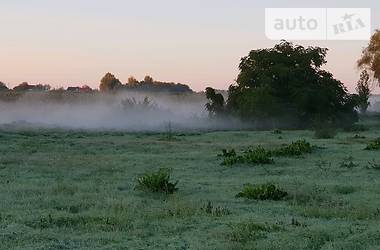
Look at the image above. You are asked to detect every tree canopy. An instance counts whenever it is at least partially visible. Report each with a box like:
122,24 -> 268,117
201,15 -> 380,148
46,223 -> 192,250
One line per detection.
358,29 -> 380,86
124,76 -> 193,93
356,70 -> 371,113
207,41 -> 358,128
205,87 -> 225,117
99,73 -> 122,92
99,73 -> 192,93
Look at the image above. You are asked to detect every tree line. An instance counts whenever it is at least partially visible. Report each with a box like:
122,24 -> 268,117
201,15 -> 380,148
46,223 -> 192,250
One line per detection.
0,75 -> 193,94
99,74 -> 193,93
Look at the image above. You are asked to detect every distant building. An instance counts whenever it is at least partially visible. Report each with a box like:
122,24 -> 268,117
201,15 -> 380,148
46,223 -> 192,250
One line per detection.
79,85 -> 93,92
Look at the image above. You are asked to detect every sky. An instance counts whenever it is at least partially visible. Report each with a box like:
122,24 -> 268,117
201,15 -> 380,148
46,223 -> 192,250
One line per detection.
0,0 -> 379,92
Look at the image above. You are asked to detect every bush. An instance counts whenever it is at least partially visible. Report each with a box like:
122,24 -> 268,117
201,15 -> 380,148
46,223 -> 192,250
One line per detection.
220,149 -> 242,166
314,127 -> 337,139
220,147 -> 273,166
365,138 -> 380,150
272,140 -> 313,157
135,168 -> 178,194
244,147 -> 274,165
236,183 -> 288,200
220,140 -> 314,166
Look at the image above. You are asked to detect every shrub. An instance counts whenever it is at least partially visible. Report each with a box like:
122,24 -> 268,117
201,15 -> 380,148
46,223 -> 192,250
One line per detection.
135,168 -> 178,194
272,139 -> 313,157
365,138 -> 380,150
236,183 -> 288,200
220,149 -> 242,166
220,147 -> 273,166
314,127 -> 337,139
244,147 -> 274,164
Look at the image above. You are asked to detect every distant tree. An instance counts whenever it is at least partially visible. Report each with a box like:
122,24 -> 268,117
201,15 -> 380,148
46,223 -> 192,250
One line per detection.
356,70 -> 371,113
123,75 -> 192,93
205,87 -> 225,117
143,75 -> 154,84
225,41 -> 358,128
13,82 -> 32,91
358,29 -> 380,86
0,81 -> 9,91
127,76 -> 139,85
34,84 -> 51,91
99,73 -> 122,91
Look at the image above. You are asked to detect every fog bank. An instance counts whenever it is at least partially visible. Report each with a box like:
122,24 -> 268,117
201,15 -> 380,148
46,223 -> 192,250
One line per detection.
369,95 -> 380,112
0,92 -> 245,131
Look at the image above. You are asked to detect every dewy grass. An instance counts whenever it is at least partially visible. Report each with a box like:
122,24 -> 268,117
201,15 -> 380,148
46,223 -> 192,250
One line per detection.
1,117 -> 380,249
314,127 -> 337,139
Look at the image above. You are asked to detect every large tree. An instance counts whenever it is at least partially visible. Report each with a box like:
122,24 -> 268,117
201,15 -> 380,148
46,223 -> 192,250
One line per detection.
358,29 -> 380,86
205,87 -> 225,117
356,70 -> 371,113
99,73 -> 122,92
207,41 -> 358,128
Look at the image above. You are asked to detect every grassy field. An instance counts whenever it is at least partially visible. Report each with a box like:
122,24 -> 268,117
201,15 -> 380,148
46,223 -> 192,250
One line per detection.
1,118 -> 380,249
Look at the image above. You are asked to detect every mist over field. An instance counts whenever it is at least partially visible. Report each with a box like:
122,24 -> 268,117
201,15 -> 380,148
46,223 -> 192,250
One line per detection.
1,92 -> 379,131
0,92 -> 244,131
369,95 -> 380,112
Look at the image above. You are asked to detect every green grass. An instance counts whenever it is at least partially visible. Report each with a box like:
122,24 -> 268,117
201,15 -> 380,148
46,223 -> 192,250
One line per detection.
0,117 -> 380,249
